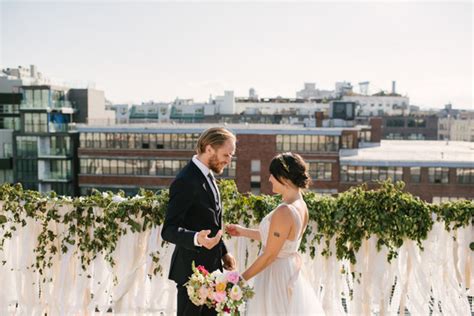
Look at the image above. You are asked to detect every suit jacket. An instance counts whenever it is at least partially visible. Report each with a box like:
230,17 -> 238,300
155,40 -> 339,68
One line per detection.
161,160 -> 228,286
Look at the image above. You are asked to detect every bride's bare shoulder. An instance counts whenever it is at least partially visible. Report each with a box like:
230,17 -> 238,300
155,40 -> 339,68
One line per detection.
270,204 -> 294,221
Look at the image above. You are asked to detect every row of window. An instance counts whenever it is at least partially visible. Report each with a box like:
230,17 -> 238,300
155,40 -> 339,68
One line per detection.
0,104 -> 20,114
80,132 -> 201,150
0,117 -> 21,131
341,166 -> 404,182
80,158 -> 335,181
385,133 -> 426,140
276,135 -> 340,152
457,168 -> 474,184
386,118 -> 427,128
308,162 -> 332,180
21,89 -> 66,109
80,132 -> 359,153
341,166 -> 474,184
80,158 -> 237,178
16,136 -> 73,158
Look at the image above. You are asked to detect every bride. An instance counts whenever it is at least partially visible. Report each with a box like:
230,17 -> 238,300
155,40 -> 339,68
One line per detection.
226,152 -> 325,315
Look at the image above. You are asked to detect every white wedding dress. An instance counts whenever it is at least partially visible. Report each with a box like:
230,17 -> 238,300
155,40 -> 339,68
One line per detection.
246,203 -> 326,316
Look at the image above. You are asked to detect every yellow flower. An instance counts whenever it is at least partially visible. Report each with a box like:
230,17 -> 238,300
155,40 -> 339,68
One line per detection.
215,282 -> 227,292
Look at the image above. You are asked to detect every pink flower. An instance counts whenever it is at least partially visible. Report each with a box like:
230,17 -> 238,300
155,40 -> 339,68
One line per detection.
198,286 -> 209,300
213,291 -> 226,303
197,265 -> 209,276
226,271 -> 240,284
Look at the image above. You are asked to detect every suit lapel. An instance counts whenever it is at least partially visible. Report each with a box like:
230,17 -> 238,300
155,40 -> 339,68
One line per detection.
189,161 -> 221,224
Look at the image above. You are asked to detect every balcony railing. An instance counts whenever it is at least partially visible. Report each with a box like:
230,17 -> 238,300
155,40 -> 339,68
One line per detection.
48,123 -> 77,133
38,148 -> 72,158
39,171 -> 72,181
20,100 -> 76,111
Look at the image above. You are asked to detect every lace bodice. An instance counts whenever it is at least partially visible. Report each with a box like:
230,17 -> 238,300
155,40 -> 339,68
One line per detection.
259,203 -> 303,258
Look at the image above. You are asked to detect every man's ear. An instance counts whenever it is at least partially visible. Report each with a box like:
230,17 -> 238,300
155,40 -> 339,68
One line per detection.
206,144 -> 215,154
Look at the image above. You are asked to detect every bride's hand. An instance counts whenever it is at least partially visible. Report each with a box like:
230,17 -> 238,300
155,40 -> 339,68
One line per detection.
225,224 -> 243,237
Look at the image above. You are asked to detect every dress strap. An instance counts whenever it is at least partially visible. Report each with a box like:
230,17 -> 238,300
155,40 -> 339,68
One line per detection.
281,203 -> 303,241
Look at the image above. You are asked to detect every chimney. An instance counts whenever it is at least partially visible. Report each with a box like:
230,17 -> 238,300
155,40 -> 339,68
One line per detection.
369,117 -> 382,142
392,81 -> 396,94
30,65 -> 37,78
315,111 -> 324,127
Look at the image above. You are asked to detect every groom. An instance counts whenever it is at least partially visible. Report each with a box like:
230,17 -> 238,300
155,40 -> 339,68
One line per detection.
162,127 -> 237,316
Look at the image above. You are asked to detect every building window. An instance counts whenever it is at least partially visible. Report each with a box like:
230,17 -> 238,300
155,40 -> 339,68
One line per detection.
3,143 -> 12,158
16,136 -> 38,157
386,119 -> 405,127
250,175 -> 261,195
410,167 -> 421,183
24,113 -> 48,133
408,118 -> 426,128
341,134 -> 354,149
432,196 -> 464,204
251,160 -> 261,173
386,133 -> 403,140
457,168 -> 474,184
16,158 -> 38,181
359,130 -> 371,142
48,160 -> 72,180
308,162 -> 332,180
428,167 -> 449,184
220,160 -> 237,178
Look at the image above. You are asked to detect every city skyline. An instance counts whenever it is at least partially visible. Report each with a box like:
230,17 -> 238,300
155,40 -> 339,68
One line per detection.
1,1 -> 472,109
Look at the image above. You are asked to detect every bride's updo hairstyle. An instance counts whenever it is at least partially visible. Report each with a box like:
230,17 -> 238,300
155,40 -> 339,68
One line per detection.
269,152 -> 311,189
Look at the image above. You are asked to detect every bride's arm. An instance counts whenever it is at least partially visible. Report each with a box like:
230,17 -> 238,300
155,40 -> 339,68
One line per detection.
226,224 -> 261,241
241,206 -> 293,281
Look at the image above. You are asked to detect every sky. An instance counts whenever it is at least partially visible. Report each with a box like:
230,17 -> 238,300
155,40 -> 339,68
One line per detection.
1,1 -> 473,109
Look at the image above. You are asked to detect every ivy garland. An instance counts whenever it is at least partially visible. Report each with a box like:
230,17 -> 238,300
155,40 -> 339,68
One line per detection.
0,180 -> 472,283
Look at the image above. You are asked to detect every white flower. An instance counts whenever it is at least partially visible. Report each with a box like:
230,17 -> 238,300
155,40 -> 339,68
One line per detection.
213,271 -> 227,284
112,195 -> 127,203
102,192 -> 109,199
131,195 -> 143,201
229,284 -> 242,301
61,196 -> 73,203
187,286 -> 195,297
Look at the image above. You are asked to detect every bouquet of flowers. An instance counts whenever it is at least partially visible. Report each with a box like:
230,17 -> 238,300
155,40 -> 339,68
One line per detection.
185,262 -> 255,315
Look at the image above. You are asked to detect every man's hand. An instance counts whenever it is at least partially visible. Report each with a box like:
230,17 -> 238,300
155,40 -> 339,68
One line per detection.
222,253 -> 237,271
197,229 -> 222,250
225,224 -> 243,237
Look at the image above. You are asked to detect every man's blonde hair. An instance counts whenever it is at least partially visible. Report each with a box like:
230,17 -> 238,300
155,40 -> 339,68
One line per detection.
196,127 -> 236,154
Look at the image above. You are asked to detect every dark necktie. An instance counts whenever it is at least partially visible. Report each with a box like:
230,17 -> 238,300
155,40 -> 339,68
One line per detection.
207,172 -> 221,210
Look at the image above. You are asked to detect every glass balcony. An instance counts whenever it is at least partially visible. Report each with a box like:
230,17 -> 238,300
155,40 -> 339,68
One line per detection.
50,100 -> 76,112
20,100 -> 76,112
40,172 -> 72,182
38,148 -> 72,158
48,123 -> 76,133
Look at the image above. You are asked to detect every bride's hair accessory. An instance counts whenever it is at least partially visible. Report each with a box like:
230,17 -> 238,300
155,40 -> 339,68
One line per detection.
279,155 -> 290,173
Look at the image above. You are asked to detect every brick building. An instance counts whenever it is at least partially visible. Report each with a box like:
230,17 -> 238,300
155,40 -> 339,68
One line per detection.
77,119 -> 474,203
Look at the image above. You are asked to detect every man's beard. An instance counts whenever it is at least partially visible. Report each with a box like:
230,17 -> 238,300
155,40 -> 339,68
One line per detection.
209,153 -> 225,174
